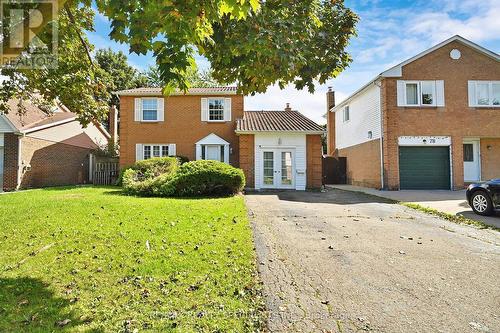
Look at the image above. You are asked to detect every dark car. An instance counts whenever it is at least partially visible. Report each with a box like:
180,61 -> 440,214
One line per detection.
466,179 -> 500,216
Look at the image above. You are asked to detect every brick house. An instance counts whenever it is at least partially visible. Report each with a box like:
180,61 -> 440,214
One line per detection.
0,99 -> 110,191
327,35 -> 500,190
116,87 -> 324,190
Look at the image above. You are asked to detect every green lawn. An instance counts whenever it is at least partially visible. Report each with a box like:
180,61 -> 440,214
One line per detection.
0,186 -> 265,332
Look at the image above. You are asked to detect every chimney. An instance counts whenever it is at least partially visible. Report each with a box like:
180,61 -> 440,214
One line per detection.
326,87 -> 336,156
326,86 -> 335,110
109,105 -> 118,145
284,103 -> 292,112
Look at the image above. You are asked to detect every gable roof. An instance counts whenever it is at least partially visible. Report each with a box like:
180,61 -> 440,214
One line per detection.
331,35 -> 500,112
2,99 -> 76,132
115,86 -> 238,96
236,111 -> 325,134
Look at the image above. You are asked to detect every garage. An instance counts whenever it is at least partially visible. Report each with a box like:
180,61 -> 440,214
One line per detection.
399,146 -> 451,190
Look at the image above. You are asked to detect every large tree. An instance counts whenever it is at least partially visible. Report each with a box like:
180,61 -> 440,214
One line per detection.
1,0 -> 357,124
94,48 -> 148,106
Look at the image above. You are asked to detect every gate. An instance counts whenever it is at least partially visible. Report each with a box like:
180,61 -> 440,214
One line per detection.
322,156 -> 347,185
90,155 -> 119,185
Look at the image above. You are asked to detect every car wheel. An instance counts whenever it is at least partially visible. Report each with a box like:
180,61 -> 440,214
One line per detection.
470,191 -> 494,216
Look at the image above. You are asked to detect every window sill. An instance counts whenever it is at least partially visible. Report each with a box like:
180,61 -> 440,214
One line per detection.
206,120 -> 228,123
470,105 -> 500,108
140,120 -> 160,123
399,105 -> 441,108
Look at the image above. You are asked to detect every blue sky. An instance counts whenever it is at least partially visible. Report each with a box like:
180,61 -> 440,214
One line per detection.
87,0 -> 500,124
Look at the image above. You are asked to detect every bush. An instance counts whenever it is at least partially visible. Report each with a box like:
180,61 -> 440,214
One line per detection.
160,160 -> 246,197
121,157 -> 179,196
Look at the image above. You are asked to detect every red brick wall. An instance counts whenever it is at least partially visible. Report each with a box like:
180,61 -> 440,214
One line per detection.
119,94 -> 244,168
19,136 -> 90,188
338,139 -> 381,188
480,138 -> 500,180
238,134 -> 255,188
326,110 -> 336,156
306,135 -> 323,189
3,133 -> 19,191
382,40 -> 500,190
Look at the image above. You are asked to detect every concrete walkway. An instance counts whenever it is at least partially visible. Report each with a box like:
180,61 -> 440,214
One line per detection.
329,185 -> 500,229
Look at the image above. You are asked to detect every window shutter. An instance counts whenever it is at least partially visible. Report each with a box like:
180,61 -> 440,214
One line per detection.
468,81 -> 475,107
435,80 -> 445,107
135,144 -> 143,161
224,98 -> 232,121
396,80 -> 405,106
157,98 -> 164,121
201,98 -> 208,121
134,98 -> 142,121
168,144 -> 176,156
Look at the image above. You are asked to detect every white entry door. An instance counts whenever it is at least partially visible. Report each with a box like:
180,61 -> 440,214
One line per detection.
463,140 -> 480,181
206,145 -> 221,161
0,147 -> 3,191
262,149 -> 295,189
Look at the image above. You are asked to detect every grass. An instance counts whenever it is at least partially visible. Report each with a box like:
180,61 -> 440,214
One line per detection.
0,186 -> 265,332
401,202 -> 499,231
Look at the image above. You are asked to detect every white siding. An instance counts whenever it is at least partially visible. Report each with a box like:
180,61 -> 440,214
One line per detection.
335,84 -> 381,149
0,115 -> 14,133
27,121 -> 108,148
254,133 -> 307,191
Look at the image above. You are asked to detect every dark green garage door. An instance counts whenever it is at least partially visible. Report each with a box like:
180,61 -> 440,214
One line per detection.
399,146 -> 450,190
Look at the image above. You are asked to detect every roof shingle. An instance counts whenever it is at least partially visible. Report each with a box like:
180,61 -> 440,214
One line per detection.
236,111 -> 325,133
116,86 -> 238,96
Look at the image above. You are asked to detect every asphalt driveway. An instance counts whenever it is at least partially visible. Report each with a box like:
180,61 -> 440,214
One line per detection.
245,189 -> 500,332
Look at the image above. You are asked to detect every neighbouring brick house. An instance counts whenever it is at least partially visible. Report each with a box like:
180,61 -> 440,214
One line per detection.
116,87 -> 324,190
0,99 -> 110,191
327,35 -> 500,190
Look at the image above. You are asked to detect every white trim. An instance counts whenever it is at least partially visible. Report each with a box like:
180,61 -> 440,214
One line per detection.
21,117 -> 76,134
398,136 -> 451,146
0,114 -> 18,132
236,130 -> 325,135
140,97 -> 160,122
463,139 -> 481,182
195,133 -> 230,145
207,97 -> 227,122
259,148 -> 296,190
467,81 -> 500,107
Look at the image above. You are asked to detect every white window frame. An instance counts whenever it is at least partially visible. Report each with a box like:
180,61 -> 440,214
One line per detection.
207,98 -> 225,122
141,98 -> 158,122
469,81 -> 500,107
201,144 -> 226,162
401,81 -> 440,107
142,144 -> 171,159
343,106 -> 350,122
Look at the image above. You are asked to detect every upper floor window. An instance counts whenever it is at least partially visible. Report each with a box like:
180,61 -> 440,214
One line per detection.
201,97 -> 232,122
134,97 -> 164,122
343,106 -> 350,122
142,98 -> 158,121
468,81 -> 500,107
397,80 -> 444,107
209,98 -> 225,121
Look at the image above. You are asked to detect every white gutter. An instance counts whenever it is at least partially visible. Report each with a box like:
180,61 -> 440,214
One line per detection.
115,90 -> 238,96
235,130 -> 326,135
21,117 -> 76,134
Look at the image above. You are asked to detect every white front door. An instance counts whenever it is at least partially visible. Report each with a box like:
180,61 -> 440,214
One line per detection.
463,140 -> 480,181
206,145 -> 221,161
262,149 -> 295,189
0,147 -> 3,191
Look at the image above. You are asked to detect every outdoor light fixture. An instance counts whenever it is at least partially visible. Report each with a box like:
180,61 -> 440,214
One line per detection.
487,145 -> 492,150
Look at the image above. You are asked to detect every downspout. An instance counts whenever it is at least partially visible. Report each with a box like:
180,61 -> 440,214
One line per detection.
16,133 -> 24,190
374,78 -> 385,190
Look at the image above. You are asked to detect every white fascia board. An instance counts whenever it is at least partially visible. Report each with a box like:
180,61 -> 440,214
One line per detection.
235,130 -> 325,135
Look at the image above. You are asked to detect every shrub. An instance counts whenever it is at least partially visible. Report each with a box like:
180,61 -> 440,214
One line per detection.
175,155 -> 190,165
159,160 -> 246,197
121,157 -> 179,196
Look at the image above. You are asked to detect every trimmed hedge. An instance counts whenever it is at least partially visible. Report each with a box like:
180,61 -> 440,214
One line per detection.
159,160 -> 245,197
121,157 -> 179,196
121,159 -> 245,197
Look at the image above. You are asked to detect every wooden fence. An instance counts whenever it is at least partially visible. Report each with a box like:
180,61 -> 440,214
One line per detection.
90,155 -> 119,185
